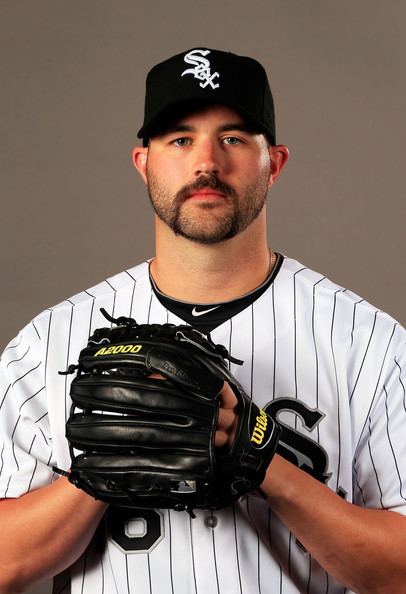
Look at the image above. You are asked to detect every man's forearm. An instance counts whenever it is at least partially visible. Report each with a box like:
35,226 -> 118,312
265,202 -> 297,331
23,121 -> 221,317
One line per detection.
262,455 -> 406,594
0,477 -> 107,593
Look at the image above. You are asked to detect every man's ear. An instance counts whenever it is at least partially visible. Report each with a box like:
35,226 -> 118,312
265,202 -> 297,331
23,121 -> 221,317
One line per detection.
132,146 -> 148,184
268,145 -> 289,188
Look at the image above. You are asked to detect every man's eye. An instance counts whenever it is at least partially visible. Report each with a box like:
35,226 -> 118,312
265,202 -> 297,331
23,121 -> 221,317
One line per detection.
222,136 -> 241,145
172,138 -> 190,147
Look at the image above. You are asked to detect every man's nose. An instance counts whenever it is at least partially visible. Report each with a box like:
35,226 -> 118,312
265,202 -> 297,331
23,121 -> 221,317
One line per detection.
193,139 -> 223,177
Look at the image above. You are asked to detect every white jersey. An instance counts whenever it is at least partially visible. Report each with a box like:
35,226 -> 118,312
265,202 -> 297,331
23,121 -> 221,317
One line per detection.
1,256 -> 405,594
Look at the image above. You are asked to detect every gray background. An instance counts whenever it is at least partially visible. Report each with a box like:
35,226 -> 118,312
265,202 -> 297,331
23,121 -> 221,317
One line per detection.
0,1 -> 404,593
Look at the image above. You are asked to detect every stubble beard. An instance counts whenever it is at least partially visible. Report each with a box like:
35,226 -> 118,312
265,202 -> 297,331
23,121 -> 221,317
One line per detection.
146,168 -> 271,245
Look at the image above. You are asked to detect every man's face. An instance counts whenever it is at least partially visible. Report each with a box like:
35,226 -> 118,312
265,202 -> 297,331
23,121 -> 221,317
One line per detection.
142,105 -> 273,244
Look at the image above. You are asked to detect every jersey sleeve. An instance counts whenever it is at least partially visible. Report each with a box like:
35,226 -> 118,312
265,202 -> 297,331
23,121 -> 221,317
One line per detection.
353,324 -> 406,514
0,320 -> 56,498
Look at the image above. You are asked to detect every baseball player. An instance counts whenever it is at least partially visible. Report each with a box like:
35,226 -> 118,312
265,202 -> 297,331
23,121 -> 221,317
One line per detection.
1,48 -> 405,594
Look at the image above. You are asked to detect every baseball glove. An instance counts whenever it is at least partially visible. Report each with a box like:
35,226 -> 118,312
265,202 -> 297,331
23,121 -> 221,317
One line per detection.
56,309 -> 280,514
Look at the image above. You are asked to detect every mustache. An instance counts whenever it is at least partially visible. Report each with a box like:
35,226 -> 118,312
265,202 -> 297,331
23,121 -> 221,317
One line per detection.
175,175 -> 237,203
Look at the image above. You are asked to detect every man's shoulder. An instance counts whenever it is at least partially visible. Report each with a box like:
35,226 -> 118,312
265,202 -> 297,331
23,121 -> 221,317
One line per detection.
28,261 -> 151,333
279,255 -> 404,336
53,261 -> 149,308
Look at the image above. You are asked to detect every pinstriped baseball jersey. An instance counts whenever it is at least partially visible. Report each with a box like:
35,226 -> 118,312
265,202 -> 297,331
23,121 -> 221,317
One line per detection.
1,256 -> 405,594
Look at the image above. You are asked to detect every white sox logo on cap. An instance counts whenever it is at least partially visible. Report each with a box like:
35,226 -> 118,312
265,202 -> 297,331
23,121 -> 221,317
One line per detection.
181,49 -> 220,90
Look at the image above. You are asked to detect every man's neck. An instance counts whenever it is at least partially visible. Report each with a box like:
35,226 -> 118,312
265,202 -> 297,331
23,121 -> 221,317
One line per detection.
150,214 -> 273,304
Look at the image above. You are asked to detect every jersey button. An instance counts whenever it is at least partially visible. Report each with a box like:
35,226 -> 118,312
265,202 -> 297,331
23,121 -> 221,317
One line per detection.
205,515 -> 218,528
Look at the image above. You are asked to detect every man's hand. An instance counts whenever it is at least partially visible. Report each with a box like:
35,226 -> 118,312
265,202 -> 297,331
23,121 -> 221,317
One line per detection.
151,377 -> 238,449
215,381 -> 239,448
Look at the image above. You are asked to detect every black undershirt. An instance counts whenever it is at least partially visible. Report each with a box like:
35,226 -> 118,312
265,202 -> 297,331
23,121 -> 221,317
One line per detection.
150,253 -> 284,334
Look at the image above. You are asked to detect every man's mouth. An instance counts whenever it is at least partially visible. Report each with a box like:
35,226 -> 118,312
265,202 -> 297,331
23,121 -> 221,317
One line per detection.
175,175 -> 237,206
186,189 -> 226,200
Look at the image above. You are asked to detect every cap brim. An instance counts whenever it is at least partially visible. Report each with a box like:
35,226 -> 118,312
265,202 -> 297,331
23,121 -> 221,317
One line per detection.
137,98 -> 274,145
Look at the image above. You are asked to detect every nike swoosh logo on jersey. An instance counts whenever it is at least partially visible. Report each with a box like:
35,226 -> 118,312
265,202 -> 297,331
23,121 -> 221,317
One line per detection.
191,306 -> 221,317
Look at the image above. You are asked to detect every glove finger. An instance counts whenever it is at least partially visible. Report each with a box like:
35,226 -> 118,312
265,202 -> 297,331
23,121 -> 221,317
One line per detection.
67,413 -> 216,451
146,346 -> 224,396
74,453 -> 212,475
70,374 -> 218,416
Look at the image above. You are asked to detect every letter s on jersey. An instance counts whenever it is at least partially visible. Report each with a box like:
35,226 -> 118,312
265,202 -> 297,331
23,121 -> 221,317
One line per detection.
264,398 -> 331,485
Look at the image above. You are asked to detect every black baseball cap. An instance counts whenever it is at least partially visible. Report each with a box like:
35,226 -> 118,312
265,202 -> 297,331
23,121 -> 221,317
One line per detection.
137,48 -> 276,146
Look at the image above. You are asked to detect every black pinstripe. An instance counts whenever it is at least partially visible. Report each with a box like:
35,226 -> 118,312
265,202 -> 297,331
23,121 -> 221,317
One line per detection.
0,444 -> 4,476
19,385 -> 45,412
383,385 -> 406,502
246,497 -> 261,594
293,267 -> 307,404
350,299 -> 364,348
3,334 -> 22,352
129,278 -> 137,317
32,321 -> 41,340
349,311 -> 378,404
267,509 -> 283,593
100,553 -> 105,594
232,505 -> 244,594
63,306 -> 74,420
6,345 -> 30,367
103,280 -> 117,320
210,511 -> 221,594
395,358 -> 406,412
147,554 -> 152,594
271,282 -> 277,401
311,278 -> 325,442
367,417 -> 384,507
11,361 -> 41,388
44,309 -> 53,381
353,461 -> 366,505
355,324 -> 397,451
189,513 -> 198,594
125,554 -> 131,594
168,510 -> 175,594
80,549 -> 88,594
330,290 -> 342,493
36,418 -> 50,446
10,415 -> 21,469
27,458 -> 38,493
4,474 -> 12,497
0,384 -> 11,410
106,546 -> 119,594
147,288 -> 154,322
84,290 -> 96,337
